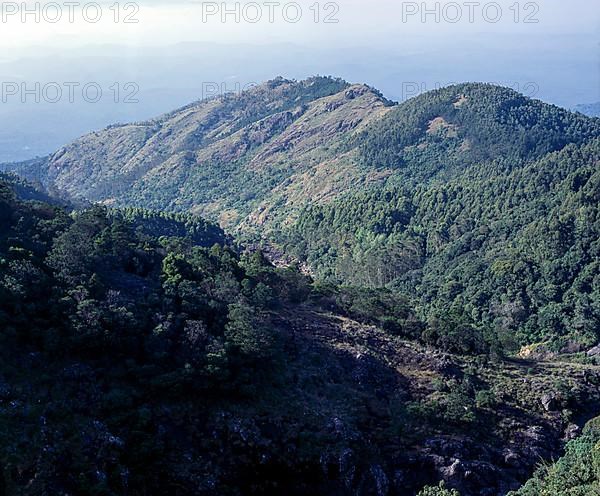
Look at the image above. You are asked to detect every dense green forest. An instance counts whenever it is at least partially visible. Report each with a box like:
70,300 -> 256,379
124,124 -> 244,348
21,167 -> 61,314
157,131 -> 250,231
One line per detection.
355,84 -> 599,179
3,173 -> 600,495
0,177 -> 302,493
282,137 -> 600,352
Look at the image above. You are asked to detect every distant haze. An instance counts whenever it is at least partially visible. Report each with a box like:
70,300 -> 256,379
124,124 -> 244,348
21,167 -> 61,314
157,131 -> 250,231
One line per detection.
0,0 -> 598,162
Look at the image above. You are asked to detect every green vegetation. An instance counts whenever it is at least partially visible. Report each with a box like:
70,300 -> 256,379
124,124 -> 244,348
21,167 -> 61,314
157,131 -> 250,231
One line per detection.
3,176 -> 599,495
509,417 -> 600,495
418,482 -> 461,496
357,84 -> 599,179
0,178 -> 309,493
282,137 -> 600,353
7,81 -> 598,354
1,79 -> 600,495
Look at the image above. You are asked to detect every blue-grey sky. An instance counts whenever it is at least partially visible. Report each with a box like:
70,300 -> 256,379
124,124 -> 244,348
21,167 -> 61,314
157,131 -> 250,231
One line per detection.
3,0 -> 597,46
0,0 -> 598,162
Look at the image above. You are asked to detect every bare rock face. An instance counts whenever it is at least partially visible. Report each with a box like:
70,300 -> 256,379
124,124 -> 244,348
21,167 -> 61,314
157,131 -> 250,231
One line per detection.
541,393 -> 559,412
564,423 -> 581,441
587,344 -> 600,357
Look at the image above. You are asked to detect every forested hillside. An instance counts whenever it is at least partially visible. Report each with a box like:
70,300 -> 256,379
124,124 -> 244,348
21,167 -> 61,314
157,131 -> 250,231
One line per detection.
356,84 -> 598,180
0,176 -> 317,493
282,138 -> 600,351
2,173 -> 600,495
1,78 -> 600,495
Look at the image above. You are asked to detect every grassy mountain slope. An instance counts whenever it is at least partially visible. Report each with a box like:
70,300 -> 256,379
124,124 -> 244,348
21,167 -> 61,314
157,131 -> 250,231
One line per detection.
6,77 -> 393,232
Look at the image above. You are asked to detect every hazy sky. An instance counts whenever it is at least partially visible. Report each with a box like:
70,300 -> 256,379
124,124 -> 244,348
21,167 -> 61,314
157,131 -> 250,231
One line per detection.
0,0 -> 597,48
0,0 -> 597,162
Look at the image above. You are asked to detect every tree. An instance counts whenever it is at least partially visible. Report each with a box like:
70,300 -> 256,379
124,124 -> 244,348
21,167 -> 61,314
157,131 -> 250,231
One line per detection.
418,482 -> 461,495
225,302 -> 275,360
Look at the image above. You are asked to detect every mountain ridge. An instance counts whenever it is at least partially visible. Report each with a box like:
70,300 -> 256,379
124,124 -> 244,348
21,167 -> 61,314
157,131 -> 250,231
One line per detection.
6,77 -> 395,230
4,78 -> 597,237
574,102 -> 600,117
